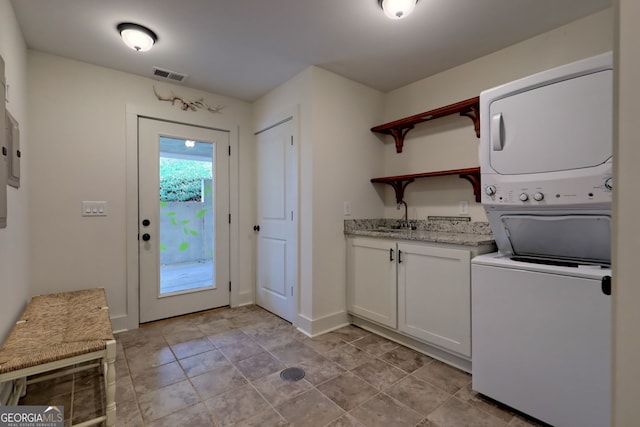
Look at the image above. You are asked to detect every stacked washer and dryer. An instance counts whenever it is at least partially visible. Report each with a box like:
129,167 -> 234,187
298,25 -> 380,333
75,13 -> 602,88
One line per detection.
471,52 -> 613,427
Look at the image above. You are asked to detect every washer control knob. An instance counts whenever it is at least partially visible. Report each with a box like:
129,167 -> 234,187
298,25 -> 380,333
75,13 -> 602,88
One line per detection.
605,177 -> 613,191
485,185 -> 496,196
519,193 -> 529,202
533,192 -> 544,201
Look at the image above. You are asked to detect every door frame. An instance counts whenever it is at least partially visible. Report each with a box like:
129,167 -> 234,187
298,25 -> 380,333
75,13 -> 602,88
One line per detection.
124,104 -> 239,332
254,108 -> 299,326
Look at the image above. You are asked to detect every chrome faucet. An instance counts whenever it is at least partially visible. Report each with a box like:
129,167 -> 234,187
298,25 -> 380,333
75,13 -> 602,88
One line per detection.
397,201 -> 409,228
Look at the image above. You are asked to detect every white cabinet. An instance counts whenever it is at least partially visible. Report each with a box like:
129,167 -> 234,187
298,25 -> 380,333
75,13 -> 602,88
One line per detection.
397,243 -> 471,356
347,237 -> 472,357
347,237 -> 397,328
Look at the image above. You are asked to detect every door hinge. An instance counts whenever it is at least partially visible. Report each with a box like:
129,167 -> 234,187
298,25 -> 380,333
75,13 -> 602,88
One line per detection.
228,145 -> 231,156
291,286 -> 293,296
228,213 -> 231,224
291,211 -> 293,221
229,281 -> 232,292
290,136 -> 293,146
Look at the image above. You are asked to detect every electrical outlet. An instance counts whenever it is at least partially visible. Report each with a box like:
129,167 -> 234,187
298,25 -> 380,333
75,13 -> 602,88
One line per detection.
343,201 -> 352,216
458,201 -> 469,215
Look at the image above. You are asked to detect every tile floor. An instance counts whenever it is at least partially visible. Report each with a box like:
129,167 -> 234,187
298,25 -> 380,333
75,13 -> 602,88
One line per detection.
19,305 -> 546,427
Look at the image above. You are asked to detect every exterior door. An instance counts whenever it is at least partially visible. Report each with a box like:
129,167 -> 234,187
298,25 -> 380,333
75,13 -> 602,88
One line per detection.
255,118 -> 297,323
139,117 -> 229,323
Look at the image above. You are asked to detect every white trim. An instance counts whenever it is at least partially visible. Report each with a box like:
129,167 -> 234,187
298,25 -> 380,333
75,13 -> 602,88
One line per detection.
236,290 -> 254,307
125,104 -> 240,330
108,314 -> 128,333
296,310 -> 350,337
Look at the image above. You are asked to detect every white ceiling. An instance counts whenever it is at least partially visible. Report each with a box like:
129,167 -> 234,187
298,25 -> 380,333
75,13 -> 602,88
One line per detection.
11,0 -> 611,102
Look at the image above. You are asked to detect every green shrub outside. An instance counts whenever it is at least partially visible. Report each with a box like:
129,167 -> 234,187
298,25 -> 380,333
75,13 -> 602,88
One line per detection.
160,158 -> 212,202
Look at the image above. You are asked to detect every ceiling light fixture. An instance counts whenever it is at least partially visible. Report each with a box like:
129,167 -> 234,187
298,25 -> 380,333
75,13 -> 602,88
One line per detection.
117,22 -> 157,52
379,0 -> 418,20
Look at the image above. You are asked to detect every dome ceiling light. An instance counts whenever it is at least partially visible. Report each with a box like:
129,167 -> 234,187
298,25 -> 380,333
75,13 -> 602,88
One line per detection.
117,22 -> 158,52
379,0 -> 418,20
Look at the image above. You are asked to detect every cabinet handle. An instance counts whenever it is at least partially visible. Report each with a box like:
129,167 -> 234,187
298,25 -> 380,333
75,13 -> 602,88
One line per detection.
389,248 -> 394,262
398,250 -> 403,263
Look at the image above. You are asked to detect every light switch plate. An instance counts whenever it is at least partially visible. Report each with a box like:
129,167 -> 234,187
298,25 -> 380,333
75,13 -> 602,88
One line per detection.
82,201 -> 107,216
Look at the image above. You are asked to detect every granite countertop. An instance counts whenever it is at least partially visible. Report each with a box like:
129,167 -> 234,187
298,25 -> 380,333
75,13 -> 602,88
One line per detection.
344,218 -> 496,247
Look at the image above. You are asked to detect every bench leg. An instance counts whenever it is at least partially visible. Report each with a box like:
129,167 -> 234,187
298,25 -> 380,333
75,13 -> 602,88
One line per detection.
104,340 -> 116,427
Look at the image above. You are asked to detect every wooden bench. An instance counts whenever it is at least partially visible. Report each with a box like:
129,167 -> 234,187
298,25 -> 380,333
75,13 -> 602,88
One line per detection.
0,288 -> 116,427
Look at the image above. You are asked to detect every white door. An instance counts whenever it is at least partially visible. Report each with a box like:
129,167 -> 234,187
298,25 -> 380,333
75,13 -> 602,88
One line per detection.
397,243 -> 471,356
255,118 -> 297,323
347,237 -> 397,328
139,117 -> 230,323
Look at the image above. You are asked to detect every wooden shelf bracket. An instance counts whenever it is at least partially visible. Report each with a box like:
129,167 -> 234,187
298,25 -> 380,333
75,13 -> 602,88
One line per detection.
371,97 -> 480,153
371,167 -> 481,204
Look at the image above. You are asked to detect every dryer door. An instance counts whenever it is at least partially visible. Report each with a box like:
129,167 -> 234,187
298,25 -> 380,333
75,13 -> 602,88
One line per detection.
488,69 -> 612,175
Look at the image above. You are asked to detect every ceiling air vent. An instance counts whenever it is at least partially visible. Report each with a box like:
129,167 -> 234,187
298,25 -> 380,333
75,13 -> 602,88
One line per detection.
152,67 -> 188,83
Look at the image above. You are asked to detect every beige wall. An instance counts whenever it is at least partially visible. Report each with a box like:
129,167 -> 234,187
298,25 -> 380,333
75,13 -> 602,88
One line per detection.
253,67 -> 384,334
613,0 -> 640,424
380,9 -> 613,222
27,51 -> 254,330
0,0 -> 29,342
308,68 -> 384,332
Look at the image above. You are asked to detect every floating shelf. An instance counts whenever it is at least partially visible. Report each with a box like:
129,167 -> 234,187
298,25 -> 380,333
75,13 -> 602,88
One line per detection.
371,97 -> 480,153
371,167 -> 481,203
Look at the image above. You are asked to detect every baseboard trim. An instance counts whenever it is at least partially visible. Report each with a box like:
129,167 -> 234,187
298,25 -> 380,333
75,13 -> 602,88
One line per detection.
295,311 -> 350,338
351,315 -> 472,373
110,313 -> 130,333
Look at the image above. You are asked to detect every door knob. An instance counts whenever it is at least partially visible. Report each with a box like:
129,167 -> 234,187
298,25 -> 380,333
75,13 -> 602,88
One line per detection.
142,233 -> 151,241
253,225 -> 260,232
142,219 -> 151,226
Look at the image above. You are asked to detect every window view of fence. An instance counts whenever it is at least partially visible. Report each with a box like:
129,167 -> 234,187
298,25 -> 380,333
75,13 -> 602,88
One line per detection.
158,138 -> 215,295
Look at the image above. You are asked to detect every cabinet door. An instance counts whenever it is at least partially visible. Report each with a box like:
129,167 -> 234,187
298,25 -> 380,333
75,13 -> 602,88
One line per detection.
397,243 -> 471,356
347,238 -> 397,328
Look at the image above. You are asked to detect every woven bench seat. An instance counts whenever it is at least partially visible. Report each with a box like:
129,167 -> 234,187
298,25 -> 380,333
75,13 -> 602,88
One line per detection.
0,288 -> 116,427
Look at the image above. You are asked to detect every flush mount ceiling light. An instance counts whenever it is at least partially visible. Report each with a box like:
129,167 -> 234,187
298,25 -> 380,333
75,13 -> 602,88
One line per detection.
379,0 -> 418,20
117,22 -> 157,52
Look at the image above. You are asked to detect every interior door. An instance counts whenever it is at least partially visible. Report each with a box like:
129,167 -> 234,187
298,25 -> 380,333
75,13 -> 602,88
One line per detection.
255,118 -> 297,323
139,117 -> 229,323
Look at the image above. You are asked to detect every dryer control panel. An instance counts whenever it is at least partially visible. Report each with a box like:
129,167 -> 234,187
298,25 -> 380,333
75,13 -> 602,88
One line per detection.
481,171 -> 612,208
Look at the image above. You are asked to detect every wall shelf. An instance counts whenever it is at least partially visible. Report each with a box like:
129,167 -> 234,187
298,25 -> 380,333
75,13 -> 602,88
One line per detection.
371,167 -> 481,203
371,97 -> 480,153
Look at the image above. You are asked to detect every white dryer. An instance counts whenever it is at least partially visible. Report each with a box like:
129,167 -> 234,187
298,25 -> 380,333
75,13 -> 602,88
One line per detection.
480,51 -> 613,265
472,52 -> 613,427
